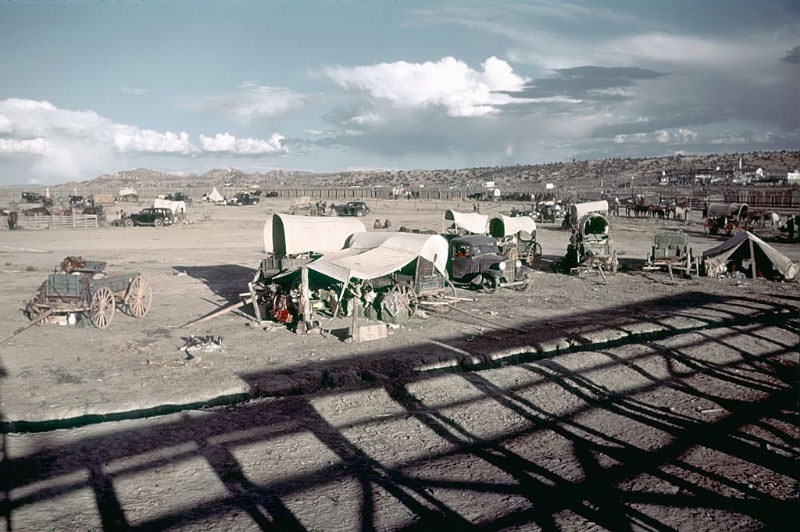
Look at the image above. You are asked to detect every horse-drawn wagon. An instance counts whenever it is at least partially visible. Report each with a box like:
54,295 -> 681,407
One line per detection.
644,231 -> 699,277
704,203 -> 749,235
564,212 -> 618,275
488,214 -> 541,266
24,257 -> 152,328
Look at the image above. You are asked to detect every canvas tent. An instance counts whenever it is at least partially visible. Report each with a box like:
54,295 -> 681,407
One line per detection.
264,213 -> 366,256
444,210 -> 488,234
702,231 -> 798,280
206,187 -> 224,203
153,198 -> 187,214
488,215 -> 536,238
305,232 -> 449,283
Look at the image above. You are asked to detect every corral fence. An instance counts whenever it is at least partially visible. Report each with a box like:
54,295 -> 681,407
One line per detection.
19,214 -> 99,229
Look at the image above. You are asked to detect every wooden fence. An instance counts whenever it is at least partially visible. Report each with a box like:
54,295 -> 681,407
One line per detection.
19,214 -> 99,229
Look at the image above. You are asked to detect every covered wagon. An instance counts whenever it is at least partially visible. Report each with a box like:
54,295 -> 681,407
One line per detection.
704,202 -> 749,235
443,209 -> 488,235
488,214 -> 541,265
564,212 -> 618,275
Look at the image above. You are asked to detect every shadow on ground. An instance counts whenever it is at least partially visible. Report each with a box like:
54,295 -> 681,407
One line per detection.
1,291 -> 797,530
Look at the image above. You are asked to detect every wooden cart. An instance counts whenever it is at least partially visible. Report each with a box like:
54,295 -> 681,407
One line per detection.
25,259 -> 152,329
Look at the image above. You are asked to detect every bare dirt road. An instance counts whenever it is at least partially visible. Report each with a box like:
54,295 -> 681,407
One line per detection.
1,198 -> 797,530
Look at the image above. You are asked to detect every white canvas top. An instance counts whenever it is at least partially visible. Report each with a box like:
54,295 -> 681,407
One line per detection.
488,214 -> 536,237
702,231 -> 797,280
570,200 -> 609,223
153,198 -> 187,214
706,202 -> 747,218
307,231 -> 449,283
264,213 -> 366,256
444,210 -> 488,234
118,187 -> 137,196
207,187 -> 224,202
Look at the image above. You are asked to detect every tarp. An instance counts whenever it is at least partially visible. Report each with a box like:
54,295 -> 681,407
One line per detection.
702,231 -> 798,280
118,187 -> 137,197
207,187 -> 224,203
570,200 -> 608,223
265,213 -> 366,256
444,210 -> 488,234
307,232 -> 449,283
153,198 -> 187,214
706,202 -> 747,219
488,214 -> 537,238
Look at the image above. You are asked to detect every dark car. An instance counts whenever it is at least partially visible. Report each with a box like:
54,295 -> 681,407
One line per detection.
448,235 -> 530,292
124,207 -> 174,227
227,192 -> 260,206
334,201 -> 370,217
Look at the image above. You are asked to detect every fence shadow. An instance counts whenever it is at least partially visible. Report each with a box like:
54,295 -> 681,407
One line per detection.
1,291 -> 797,530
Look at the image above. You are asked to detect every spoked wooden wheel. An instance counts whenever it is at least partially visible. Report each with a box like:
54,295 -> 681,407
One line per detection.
525,242 -> 542,266
391,282 -> 418,318
125,275 -> 152,318
431,280 -> 457,314
25,281 -> 48,325
90,287 -> 115,329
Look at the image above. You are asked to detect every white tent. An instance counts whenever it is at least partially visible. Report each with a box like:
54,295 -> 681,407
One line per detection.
265,213 -> 367,256
206,187 -> 224,203
488,215 -> 536,238
569,200 -> 608,224
118,187 -> 137,198
444,210 -> 488,234
702,231 -> 798,280
306,232 -> 449,283
153,198 -> 187,214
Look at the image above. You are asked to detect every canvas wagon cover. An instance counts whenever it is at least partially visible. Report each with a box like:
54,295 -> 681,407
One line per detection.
153,198 -> 187,214
307,232 -> 449,283
444,210 -> 488,234
488,214 -> 536,237
706,202 -> 747,218
570,200 -> 609,223
578,213 -> 610,236
702,231 -> 797,280
264,213 -> 366,256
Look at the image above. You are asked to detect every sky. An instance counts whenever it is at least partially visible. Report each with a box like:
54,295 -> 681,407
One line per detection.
0,0 -> 798,185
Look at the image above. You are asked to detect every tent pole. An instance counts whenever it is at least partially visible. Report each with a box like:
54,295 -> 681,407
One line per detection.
748,236 -> 757,279
301,266 -> 312,327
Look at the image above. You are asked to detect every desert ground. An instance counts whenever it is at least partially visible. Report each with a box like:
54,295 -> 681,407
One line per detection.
1,197 -> 798,531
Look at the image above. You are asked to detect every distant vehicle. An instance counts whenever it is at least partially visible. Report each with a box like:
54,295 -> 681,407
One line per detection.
21,192 -> 53,206
448,235 -> 530,292
334,201 -> 370,217
123,207 -> 174,227
165,192 -> 193,206
227,192 -> 260,206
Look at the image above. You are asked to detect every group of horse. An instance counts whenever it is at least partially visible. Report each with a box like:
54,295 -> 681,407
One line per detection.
613,195 -> 691,221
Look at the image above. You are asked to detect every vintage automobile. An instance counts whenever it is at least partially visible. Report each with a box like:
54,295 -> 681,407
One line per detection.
227,192 -> 260,206
123,207 -> 174,227
448,235 -> 530,292
334,201 -> 370,217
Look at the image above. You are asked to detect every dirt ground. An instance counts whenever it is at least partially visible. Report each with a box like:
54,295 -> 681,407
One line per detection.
1,198 -> 798,530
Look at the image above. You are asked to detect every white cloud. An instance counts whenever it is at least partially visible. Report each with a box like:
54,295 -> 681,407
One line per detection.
346,112 -> 383,125
187,84 -> 307,123
199,132 -> 287,154
120,86 -> 151,96
0,138 -> 49,154
614,128 -> 698,144
113,129 -> 196,153
325,56 -> 530,117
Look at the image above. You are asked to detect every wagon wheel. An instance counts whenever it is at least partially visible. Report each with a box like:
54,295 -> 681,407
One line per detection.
25,281 -> 49,325
429,279 -> 457,313
524,242 -> 543,266
89,287 -> 115,329
481,274 -> 498,294
125,275 -> 152,318
390,282 -> 418,318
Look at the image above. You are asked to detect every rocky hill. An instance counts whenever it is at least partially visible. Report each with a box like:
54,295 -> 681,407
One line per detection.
51,150 -> 800,195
